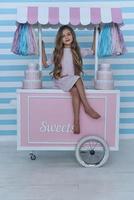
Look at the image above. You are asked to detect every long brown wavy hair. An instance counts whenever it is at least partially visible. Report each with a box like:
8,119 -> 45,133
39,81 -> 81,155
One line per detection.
51,25 -> 83,79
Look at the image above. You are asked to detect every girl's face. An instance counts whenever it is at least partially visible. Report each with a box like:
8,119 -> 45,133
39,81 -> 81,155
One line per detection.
62,29 -> 73,47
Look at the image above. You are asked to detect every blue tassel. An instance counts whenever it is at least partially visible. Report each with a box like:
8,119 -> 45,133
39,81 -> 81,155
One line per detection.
98,24 -> 112,57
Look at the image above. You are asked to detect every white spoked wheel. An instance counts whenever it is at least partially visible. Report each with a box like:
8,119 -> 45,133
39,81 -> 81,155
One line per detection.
75,136 -> 109,167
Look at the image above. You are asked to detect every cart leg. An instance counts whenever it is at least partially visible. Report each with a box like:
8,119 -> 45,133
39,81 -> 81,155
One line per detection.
29,151 -> 37,160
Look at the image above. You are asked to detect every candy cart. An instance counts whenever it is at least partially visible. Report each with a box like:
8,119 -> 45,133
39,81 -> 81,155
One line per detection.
15,5 -> 123,167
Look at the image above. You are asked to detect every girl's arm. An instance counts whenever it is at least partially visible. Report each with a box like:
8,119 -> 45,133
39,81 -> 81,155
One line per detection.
42,40 -> 48,67
42,40 -> 53,67
42,47 -> 48,67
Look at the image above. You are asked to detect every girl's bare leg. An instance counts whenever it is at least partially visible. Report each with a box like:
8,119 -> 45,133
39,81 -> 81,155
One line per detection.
75,78 -> 101,119
70,86 -> 81,134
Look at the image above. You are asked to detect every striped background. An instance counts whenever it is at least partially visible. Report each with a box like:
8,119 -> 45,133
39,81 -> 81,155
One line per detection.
0,1 -> 134,137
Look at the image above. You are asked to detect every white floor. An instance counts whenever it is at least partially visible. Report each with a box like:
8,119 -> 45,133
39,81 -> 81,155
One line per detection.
0,139 -> 134,200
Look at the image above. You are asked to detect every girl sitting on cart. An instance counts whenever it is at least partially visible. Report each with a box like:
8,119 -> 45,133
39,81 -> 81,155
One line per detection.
42,25 -> 101,134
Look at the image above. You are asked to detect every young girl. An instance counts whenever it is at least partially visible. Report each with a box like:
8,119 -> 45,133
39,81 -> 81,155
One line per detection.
42,25 -> 101,134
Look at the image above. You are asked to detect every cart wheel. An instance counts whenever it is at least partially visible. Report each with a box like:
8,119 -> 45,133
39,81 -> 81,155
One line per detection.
75,136 -> 109,167
29,153 -> 36,160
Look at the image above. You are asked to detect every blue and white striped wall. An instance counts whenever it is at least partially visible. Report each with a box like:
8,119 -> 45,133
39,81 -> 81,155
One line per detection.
0,1 -> 134,138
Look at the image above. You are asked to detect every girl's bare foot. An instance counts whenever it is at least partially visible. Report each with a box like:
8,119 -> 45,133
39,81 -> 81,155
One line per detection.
85,106 -> 101,119
73,123 -> 80,134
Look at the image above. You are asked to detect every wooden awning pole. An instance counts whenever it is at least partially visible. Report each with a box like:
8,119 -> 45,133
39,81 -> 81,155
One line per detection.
38,24 -> 42,71
94,25 -> 99,80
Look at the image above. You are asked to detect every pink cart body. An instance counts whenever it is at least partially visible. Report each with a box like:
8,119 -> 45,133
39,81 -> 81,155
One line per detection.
17,89 -> 120,151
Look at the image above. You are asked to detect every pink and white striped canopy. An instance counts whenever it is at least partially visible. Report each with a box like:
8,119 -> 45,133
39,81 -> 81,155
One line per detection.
17,6 -> 123,26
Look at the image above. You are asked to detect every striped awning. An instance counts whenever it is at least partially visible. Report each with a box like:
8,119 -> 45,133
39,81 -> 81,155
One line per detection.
17,6 -> 123,26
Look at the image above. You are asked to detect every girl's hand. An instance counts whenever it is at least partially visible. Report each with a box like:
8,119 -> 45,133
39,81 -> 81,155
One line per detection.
61,74 -> 68,78
42,61 -> 49,68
